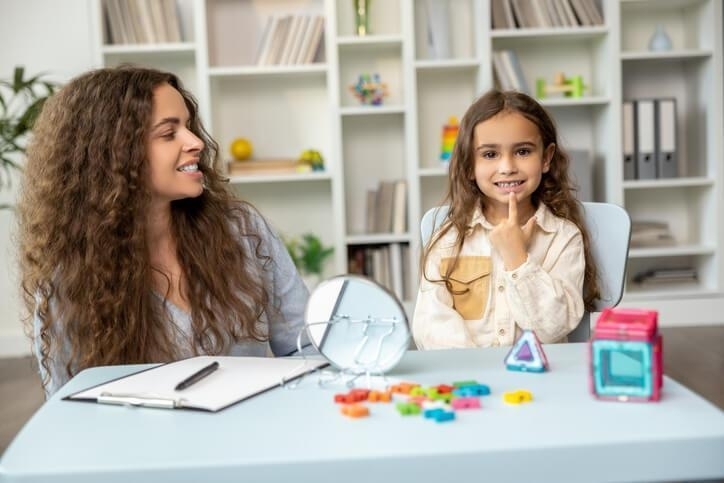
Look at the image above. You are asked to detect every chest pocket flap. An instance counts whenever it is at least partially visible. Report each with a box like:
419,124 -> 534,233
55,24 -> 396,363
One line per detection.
439,256 -> 492,320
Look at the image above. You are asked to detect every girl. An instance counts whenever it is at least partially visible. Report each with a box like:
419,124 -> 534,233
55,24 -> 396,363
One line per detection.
413,90 -> 600,350
18,66 -> 311,397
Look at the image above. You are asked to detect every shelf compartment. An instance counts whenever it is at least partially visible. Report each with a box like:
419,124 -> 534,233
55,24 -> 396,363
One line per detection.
625,253 -> 718,296
622,60 -> 717,180
624,186 -> 717,248
416,68 -> 477,170
492,34 -> 612,98
210,75 -> 331,168
338,42 -> 404,107
620,0 -> 714,52
412,0 -> 476,62
206,0 -> 325,68
341,115 -> 406,237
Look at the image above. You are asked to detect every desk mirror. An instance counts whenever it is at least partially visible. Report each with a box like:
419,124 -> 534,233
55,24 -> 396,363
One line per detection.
304,275 -> 410,377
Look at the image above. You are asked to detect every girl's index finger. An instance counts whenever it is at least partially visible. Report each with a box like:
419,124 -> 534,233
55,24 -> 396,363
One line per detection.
508,192 -> 517,221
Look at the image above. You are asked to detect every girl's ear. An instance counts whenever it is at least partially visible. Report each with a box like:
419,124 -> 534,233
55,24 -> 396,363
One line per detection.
542,143 -> 555,173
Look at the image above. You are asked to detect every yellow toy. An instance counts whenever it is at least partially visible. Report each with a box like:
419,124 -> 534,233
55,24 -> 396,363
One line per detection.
298,149 -> 325,171
229,138 -> 252,161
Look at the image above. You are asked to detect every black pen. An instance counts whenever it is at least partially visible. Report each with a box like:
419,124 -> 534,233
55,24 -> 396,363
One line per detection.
174,361 -> 219,391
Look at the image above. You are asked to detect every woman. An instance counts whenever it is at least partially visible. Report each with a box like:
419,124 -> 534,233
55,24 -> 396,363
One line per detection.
17,66 -> 310,397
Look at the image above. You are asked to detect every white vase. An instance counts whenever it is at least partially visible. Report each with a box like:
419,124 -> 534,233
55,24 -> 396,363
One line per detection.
648,24 -> 672,52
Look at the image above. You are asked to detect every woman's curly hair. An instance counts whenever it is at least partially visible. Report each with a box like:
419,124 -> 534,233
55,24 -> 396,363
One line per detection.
18,66 -> 274,391
422,89 -> 601,311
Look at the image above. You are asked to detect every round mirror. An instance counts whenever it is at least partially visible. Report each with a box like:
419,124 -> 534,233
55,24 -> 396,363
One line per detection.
304,275 -> 410,375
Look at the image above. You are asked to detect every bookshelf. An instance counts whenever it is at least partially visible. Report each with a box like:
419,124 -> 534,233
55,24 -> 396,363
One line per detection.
91,0 -> 723,323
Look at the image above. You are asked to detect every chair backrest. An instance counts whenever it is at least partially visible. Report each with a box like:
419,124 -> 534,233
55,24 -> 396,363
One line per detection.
419,202 -> 631,342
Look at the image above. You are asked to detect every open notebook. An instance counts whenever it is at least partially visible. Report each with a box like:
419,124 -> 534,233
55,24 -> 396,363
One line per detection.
65,355 -> 328,412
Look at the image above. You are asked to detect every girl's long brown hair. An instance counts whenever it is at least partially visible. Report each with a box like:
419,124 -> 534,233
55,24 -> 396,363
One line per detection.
422,90 -> 600,311
18,66 -> 274,390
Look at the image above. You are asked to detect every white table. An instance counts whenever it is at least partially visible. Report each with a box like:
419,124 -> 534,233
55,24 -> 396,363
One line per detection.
2,343 -> 723,482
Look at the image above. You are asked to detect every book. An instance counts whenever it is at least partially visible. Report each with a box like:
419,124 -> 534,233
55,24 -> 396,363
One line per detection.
255,16 -> 278,65
302,16 -> 325,64
374,180 -> 397,233
161,0 -> 182,42
65,355 -> 328,412
630,220 -> 675,247
391,180 -> 407,234
425,0 -> 451,58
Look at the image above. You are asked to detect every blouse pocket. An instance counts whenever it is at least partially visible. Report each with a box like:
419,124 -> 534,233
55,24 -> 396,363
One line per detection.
440,256 -> 492,320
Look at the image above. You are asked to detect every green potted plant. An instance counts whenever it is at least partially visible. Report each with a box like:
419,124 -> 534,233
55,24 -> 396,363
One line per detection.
0,66 -> 57,208
284,233 -> 334,290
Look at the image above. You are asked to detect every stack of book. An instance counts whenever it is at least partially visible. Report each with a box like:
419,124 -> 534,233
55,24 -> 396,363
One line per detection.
365,180 -> 407,235
491,0 -> 604,29
255,14 -> 325,66
347,244 -> 410,301
103,0 -> 182,44
630,221 -> 676,248
492,50 -> 529,93
633,268 -> 698,286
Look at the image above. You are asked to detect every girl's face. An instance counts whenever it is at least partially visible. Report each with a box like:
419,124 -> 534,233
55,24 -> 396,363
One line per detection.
471,111 -> 554,222
146,83 -> 205,204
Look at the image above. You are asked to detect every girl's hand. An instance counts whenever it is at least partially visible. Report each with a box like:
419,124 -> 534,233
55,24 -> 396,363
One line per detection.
489,192 -> 536,270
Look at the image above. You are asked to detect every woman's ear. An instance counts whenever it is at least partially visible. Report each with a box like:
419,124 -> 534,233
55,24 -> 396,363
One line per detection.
542,143 -> 555,173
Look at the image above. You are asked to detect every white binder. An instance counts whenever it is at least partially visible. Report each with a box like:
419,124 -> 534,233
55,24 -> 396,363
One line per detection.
656,98 -> 678,178
622,101 -> 636,180
635,100 -> 657,179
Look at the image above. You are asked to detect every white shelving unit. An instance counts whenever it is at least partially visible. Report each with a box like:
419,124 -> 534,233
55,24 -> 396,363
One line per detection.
90,0 -> 723,324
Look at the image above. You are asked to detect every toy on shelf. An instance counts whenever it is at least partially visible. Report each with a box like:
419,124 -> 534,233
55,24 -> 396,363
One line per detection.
589,308 -> 663,402
504,330 -> 549,373
349,73 -> 389,106
298,148 -> 325,171
535,72 -> 587,99
439,116 -> 458,165
229,137 -> 253,161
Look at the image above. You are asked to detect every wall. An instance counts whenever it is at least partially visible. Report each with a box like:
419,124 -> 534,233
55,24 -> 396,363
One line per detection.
0,0 -> 96,356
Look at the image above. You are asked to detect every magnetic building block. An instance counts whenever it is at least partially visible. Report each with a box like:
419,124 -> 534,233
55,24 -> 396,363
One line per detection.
504,330 -> 548,373
589,308 -> 663,402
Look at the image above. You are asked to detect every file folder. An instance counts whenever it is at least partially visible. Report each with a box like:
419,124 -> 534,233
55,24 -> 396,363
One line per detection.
622,101 -> 636,180
655,98 -> 678,178
635,100 -> 657,179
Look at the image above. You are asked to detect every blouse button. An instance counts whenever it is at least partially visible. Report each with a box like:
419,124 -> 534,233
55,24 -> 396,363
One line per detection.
498,328 -> 506,336
512,273 -> 518,280
498,285 -> 505,292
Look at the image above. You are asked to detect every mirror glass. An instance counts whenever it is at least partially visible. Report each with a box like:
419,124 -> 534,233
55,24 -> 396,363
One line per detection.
304,275 -> 410,375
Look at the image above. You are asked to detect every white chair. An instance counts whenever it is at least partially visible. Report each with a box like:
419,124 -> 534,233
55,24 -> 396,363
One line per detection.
419,202 -> 631,342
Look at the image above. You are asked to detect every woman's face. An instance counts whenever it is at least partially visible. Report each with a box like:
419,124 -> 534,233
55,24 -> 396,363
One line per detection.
146,83 -> 205,204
